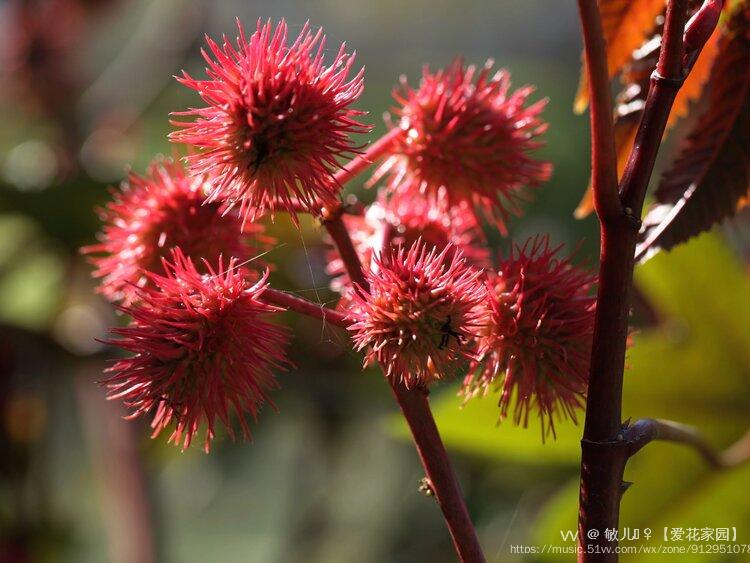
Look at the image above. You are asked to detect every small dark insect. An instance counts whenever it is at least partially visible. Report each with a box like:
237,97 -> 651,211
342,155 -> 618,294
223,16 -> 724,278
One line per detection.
249,137 -> 270,174
153,394 -> 184,422
438,316 -> 465,350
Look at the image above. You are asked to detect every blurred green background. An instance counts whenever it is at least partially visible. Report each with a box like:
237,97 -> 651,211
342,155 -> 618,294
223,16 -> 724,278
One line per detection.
1,0 -> 749,561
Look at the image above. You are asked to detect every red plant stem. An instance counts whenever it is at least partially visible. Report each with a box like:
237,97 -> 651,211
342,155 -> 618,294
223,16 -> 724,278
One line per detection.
322,198 -> 485,562
577,1 -> 692,561
319,127 -> 404,289
270,129 -> 399,297
333,126 -> 403,187
576,0 -> 621,224
322,213 -> 370,289
391,383 -> 486,563
619,2 -> 688,214
266,102 -> 481,561
262,287 -> 350,329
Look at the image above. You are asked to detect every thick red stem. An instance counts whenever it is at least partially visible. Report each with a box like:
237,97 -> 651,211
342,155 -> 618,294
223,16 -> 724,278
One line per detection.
576,0 -> 621,224
576,1 -> 691,561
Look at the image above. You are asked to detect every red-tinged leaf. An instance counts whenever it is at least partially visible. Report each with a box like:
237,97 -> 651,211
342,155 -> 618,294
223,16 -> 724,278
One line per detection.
575,8 -> 722,218
574,0 -> 666,114
637,6 -> 750,261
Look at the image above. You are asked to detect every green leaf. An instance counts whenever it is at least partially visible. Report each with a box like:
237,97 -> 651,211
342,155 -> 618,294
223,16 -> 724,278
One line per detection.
413,388 -> 581,466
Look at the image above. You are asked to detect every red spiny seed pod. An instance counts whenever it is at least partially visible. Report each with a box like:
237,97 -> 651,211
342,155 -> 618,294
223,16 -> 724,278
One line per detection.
170,19 -> 369,226
327,194 -> 491,297
82,158 -> 270,305
372,59 -> 551,234
348,240 -> 487,388
103,249 -> 291,452
461,236 -> 597,437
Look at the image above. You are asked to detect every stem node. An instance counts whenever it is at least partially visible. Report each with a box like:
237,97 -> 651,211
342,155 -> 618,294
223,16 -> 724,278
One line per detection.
575,1 -> 700,560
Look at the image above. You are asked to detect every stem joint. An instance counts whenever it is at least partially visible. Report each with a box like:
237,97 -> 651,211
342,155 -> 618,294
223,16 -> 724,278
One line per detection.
650,70 -> 686,89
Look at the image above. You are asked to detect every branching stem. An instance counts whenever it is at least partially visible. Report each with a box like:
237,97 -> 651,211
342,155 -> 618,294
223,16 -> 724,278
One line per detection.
625,419 -> 720,466
264,133 -> 485,559
622,419 -> 750,469
316,175 -> 485,561
574,0 -> 714,560
318,127 -> 403,289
